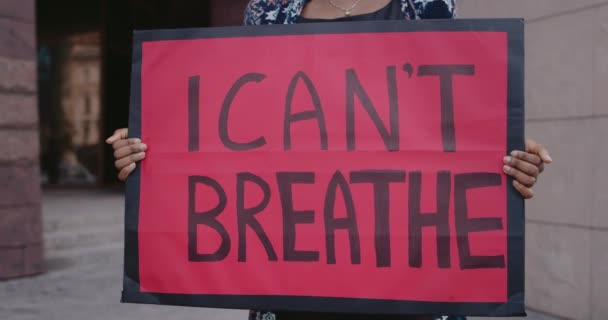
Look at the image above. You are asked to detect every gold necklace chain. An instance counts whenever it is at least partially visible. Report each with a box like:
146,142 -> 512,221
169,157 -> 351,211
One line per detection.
327,0 -> 364,16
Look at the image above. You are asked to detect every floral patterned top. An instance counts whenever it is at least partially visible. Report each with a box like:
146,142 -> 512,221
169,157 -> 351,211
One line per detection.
244,0 -> 456,25
244,1 -> 463,320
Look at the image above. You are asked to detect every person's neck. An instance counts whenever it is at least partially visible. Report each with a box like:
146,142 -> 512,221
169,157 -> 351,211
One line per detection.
300,0 -> 393,20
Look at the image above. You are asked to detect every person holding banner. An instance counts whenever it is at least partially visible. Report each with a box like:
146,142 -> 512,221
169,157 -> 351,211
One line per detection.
107,0 -> 553,319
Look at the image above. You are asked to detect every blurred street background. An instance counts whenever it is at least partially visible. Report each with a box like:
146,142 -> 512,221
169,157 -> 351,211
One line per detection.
0,191 -> 559,320
2,0 -> 607,319
0,191 -> 245,320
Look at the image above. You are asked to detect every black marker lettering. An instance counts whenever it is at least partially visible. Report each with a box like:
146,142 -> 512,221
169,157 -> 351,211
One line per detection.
237,173 -> 277,262
220,73 -> 267,151
324,171 -> 361,265
408,171 -> 451,268
346,66 -> 400,152
188,76 -> 200,152
276,172 -> 319,262
454,173 -> 505,269
284,71 -> 328,150
418,65 -> 475,152
188,176 -> 231,262
350,170 -> 406,267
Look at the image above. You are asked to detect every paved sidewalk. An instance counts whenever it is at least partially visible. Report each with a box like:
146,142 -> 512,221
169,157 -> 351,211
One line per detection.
0,190 -> 556,320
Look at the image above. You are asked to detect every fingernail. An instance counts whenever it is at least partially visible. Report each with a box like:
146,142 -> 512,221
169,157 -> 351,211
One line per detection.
133,138 -> 141,143
139,152 -> 146,158
503,156 -> 512,164
510,150 -> 519,157
129,163 -> 136,169
513,180 -> 519,186
141,144 -> 148,151
546,155 -> 553,162
503,165 -> 511,173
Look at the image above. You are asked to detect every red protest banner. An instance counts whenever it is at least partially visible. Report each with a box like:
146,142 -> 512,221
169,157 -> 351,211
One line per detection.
122,20 -> 525,316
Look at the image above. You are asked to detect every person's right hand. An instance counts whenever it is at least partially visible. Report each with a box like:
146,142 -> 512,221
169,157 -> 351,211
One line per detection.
105,128 -> 147,181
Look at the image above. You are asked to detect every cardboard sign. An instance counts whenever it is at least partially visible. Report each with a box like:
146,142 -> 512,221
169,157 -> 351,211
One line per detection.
122,19 -> 525,317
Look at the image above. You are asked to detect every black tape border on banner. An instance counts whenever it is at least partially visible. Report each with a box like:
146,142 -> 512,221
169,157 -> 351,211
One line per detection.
122,19 -> 526,317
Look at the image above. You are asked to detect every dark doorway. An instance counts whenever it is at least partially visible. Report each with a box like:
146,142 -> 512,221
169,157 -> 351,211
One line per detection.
100,0 -> 213,185
37,0 -> 248,187
37,0 -> 104,186
37,0 -> 251,187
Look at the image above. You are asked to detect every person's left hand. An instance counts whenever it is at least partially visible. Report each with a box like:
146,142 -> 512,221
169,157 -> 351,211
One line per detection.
503,139 -> 552,199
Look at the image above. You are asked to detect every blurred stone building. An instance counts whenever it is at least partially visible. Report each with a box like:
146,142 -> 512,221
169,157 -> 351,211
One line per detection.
458,3 -> 608,319
0,0 -> 247,282
38,32 -> 101,185
0,0 -> 606,319
0,0 -> 43,280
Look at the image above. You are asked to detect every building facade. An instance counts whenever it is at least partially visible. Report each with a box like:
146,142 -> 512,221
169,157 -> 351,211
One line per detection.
458,1 -> 608,319
0,0 -> 44,280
